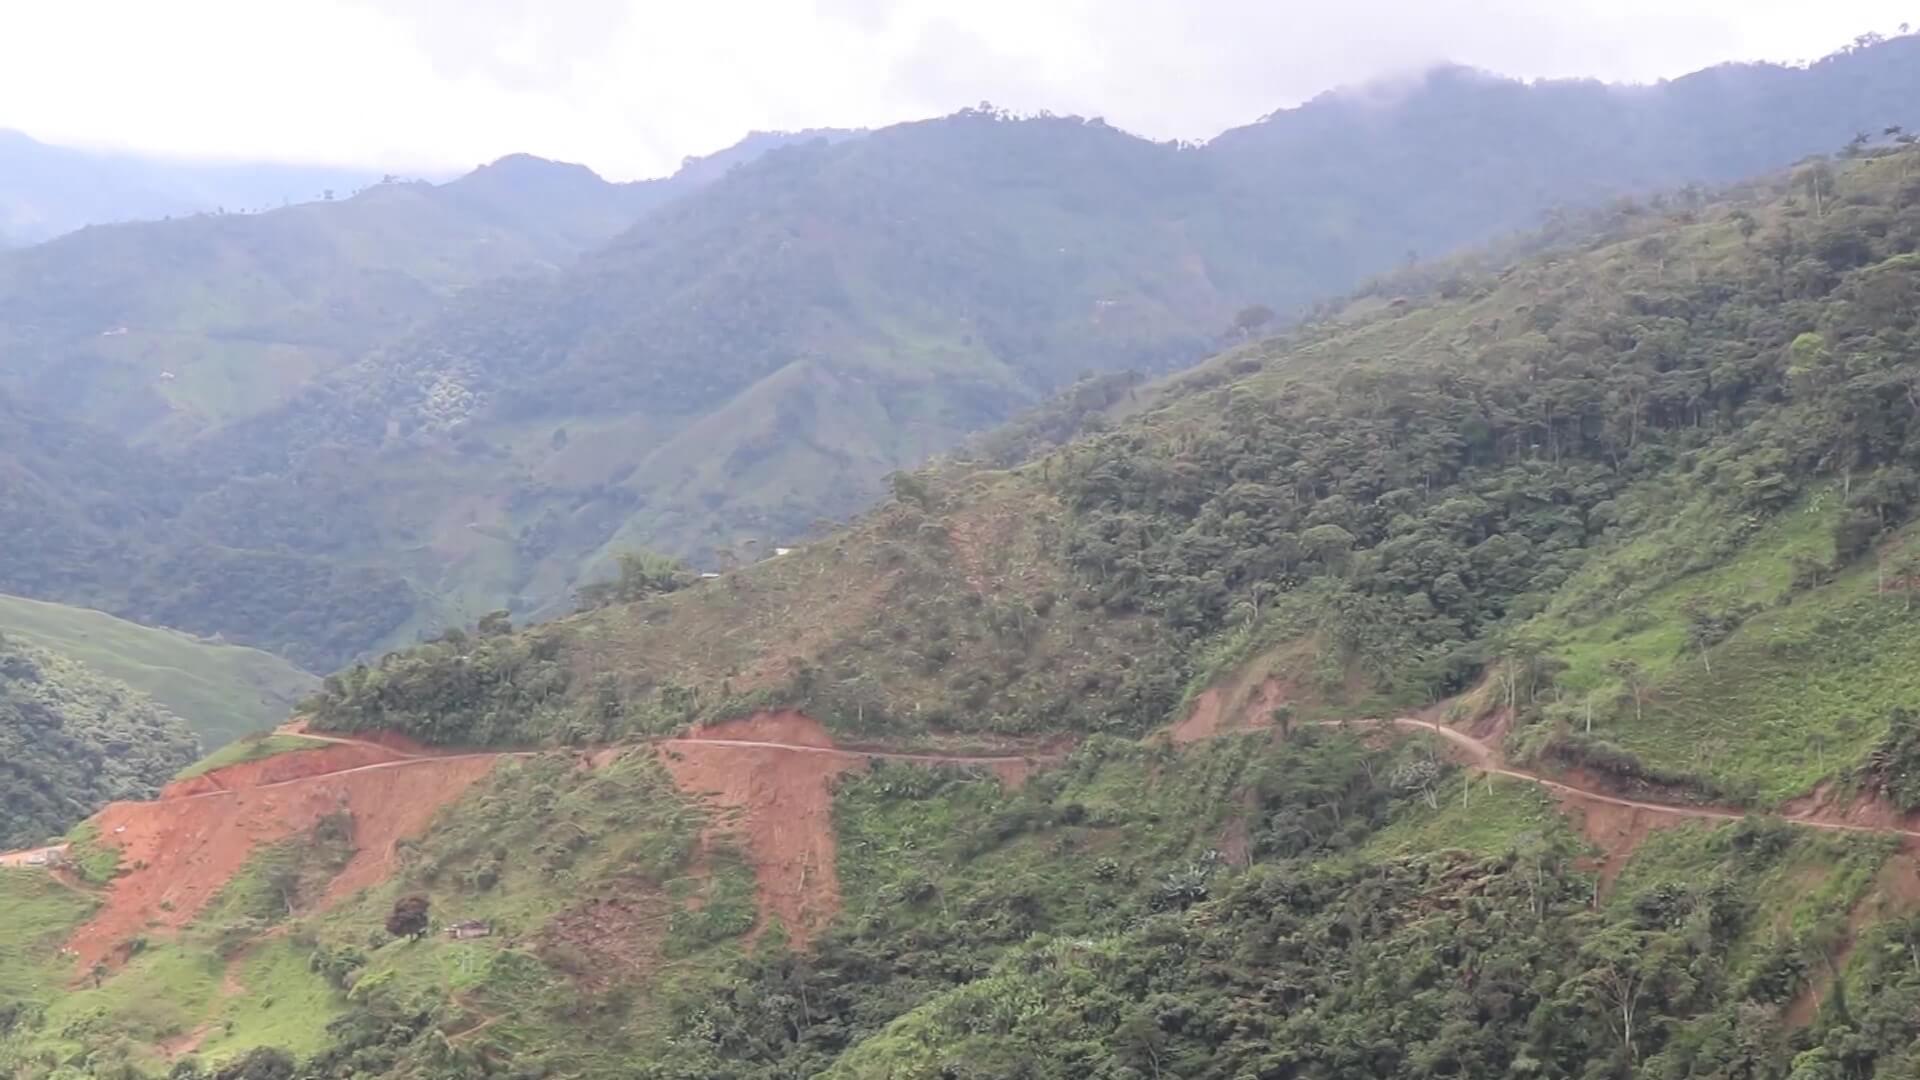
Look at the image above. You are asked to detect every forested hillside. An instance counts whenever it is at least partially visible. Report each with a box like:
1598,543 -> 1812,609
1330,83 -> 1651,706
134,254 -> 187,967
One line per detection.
0,633 -> 199,849
0,133 -> 852,667
7,33 -> 1910,672
0,138 -> 810,446
8,132 -> 1920,1080
305,135 -> 1920,775
0,593 -> 316,748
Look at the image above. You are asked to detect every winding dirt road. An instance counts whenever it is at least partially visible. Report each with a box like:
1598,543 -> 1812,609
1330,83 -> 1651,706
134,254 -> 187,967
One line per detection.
7,713 -> 1912,885
1349,717 -> 1920,842
163,750 -> 531,803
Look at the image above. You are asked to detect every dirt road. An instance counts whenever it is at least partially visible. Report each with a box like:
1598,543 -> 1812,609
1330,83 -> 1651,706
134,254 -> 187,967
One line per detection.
0,843 -> 69,868
1344,717 -> 1920,841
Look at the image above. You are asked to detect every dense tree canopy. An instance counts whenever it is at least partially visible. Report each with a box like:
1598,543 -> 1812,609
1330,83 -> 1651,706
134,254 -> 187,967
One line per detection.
0,633 -> 199,848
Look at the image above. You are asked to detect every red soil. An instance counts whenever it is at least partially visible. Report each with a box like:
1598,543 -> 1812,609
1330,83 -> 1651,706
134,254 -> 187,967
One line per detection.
1171,676 -> 1293,745
1785,852 -> 1920,1026
162,743 -> 403,798
655,711 -> 1042,944
69,751 -> 502,969
1165,681 -> 1920,898
684,710 -> 837,748
1560,797 -> 1679,899
1779,781 -> 1920,832
537,892 -> 677,992
32,706 -> 1049,975
282,718 -> 435,756
656,715 -> 865,946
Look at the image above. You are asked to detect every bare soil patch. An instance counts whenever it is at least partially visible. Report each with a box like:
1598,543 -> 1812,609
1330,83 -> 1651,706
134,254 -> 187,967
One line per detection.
537,890 -> 678,992
656,711 -> 1043,944
70,752 -> 503,969
1171,676 -> 1296,745
656,720 -> 860,946
163,743 -> 403,798
1560,797 -> 1681,899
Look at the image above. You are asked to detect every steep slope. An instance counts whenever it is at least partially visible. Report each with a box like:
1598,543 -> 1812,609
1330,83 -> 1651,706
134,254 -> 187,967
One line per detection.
8,143 -> 1920,1078
0,130 -> 851,448
0,390 -> 418,672
0,593 -> 316,747
1207,33 -> 1920,287
105,36 -> 1920,666
0,136 -> 854,667
0,160 -> 649,445
0,633 -> 199,848
301,138 -> 1920,783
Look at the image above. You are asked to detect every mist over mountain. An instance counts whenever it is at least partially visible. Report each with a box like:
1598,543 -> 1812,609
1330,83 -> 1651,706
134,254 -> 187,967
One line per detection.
0,128 -> 382,245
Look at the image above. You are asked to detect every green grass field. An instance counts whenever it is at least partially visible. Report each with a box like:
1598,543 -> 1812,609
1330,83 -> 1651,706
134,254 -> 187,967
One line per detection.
0,593 -> 318,748
1512,494 -> 1920,804
0,871 -> 96,1005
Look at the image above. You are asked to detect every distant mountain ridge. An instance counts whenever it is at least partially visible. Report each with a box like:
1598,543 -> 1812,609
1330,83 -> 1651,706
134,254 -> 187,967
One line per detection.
0,131 -> 855,448
0,128 -> 381,245
0,592 -> 317,748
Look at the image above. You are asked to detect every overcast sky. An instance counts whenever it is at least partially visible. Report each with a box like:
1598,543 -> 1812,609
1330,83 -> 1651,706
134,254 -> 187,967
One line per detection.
1,1 -> 1913,180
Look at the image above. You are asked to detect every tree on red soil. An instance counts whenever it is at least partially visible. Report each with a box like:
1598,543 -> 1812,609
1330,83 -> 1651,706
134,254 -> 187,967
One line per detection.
386,894 -> 431,940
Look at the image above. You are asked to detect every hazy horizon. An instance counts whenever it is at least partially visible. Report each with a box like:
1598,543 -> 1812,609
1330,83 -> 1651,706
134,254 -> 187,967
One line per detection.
1,1 -> 1913,182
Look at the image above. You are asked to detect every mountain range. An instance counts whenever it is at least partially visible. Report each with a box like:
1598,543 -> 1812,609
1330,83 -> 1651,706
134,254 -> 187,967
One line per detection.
5,112 -> 1920,1076
0,128 -> 380,246
2,36 -> 1917,678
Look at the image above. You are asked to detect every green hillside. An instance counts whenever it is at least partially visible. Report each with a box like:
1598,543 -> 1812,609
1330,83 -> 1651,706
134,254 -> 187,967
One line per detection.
0,136 -> 848,669
308,139 -> 1920,776
0,158 -> 658,446
0,633 -> 199,849
0,131 -> 852,448
8,136 -> 1920,1080
0,593 -> 316,748
5,37 -> 1919,673
257,36 -> 1920,596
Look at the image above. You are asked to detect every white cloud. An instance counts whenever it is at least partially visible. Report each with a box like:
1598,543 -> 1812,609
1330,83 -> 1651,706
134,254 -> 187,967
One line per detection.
0,0 -> 1911,179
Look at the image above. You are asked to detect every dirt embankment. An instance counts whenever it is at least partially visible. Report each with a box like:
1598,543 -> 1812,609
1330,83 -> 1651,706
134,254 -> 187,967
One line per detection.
0,844 -> 69,868
162,743 -> 405,798
655,710 -> 1044,945
33,709 -> 1053,973
1166,639 -> 1332,746
70,750 -> 503,969
1562,800 -> 1674,897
